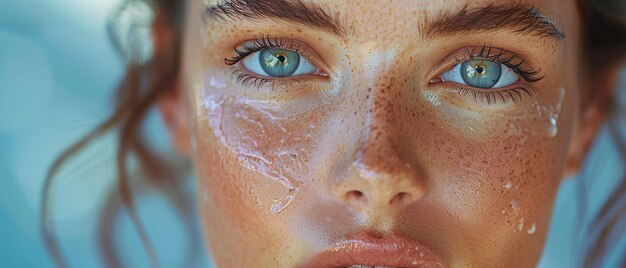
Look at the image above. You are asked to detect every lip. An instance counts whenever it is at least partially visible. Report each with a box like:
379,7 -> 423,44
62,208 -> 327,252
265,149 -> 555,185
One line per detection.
301,232 -> 444,268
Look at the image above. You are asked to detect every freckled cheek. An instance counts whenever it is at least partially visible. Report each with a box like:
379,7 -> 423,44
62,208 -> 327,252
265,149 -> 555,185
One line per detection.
193,112 -> 294,264
192,91 -> 342,265
402,102 -> 565,238
193,122 -> 269,223
193,90 -> 337,219
446,117 -> 559,200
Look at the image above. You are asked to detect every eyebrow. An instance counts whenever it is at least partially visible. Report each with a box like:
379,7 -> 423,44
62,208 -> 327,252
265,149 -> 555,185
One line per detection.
205,1 -> 564,41
423,3 -> 565,41
205,0 -> 348,37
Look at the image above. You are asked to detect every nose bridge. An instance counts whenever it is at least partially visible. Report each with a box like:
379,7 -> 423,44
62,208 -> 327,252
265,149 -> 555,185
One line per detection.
358,50 -> 410,170
333,62 -> 426,213
359,48 -> 403,148
360,74 -> 401,172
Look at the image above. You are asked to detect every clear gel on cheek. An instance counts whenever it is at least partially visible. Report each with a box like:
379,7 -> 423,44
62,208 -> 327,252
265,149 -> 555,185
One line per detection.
199,88 -> 305,215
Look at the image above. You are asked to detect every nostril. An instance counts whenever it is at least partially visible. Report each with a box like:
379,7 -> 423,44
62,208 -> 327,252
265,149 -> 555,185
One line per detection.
345,190 -> 367,205
389,192 -> 412,205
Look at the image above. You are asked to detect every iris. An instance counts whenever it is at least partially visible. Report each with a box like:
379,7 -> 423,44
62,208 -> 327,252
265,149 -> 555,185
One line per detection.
460,60 -> 502,89
259,49 -> 300,77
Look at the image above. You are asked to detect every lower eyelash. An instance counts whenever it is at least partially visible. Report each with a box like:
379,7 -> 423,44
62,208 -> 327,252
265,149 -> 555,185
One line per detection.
232,71 -> 270,88
232,70 -> 305,91
450,85 -> 535,105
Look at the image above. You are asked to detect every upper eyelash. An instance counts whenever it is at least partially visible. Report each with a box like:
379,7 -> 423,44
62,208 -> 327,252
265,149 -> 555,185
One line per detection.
225,35 -> 304,65
457,44 -> 544,82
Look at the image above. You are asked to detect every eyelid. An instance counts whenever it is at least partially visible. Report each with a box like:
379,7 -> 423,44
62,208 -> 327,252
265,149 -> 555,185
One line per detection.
430,45 -> 544,84
225,36 -> 329,73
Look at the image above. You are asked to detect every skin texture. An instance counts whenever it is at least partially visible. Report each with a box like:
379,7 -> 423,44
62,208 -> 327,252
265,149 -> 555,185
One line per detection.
157,0 -> 607,267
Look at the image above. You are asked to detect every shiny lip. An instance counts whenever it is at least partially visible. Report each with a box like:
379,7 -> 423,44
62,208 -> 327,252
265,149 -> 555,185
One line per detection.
301,232 -> 444,268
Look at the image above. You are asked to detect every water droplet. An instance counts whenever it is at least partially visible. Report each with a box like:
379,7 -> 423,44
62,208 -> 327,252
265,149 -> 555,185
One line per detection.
527,223 -> 536,234
424,91 -> 441,106
548,115 -> 558,137
511,199 -> 520,211
546,88 -> 565,138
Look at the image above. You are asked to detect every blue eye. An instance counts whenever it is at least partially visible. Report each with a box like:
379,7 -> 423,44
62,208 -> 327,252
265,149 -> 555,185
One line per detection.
441,60 -> 519,89
241,48 -> 317,78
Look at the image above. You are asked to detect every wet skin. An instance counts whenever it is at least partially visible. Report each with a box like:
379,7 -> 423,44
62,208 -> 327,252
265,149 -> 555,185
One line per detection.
173,0 -> 583,267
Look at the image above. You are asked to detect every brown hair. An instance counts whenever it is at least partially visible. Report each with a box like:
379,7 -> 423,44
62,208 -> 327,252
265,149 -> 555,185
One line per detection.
41,1 -> 186,267
41,0 -> 626,267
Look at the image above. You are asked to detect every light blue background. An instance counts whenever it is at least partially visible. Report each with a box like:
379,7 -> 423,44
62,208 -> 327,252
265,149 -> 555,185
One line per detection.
0,1 -> 624,267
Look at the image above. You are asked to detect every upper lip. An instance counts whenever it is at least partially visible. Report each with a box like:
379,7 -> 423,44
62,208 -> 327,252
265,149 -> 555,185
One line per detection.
300,232 -> 444,268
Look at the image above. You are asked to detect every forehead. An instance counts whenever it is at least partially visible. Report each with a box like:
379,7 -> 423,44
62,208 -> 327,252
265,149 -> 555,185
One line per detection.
200,0 -> 569,47
202,0 -> 566,27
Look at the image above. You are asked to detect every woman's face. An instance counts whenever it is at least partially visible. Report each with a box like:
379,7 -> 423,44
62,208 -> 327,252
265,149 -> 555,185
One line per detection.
179,0 -> 582,266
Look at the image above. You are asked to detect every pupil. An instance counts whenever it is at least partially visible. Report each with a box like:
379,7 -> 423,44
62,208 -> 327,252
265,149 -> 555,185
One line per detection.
476,66 -> 485,74
277,55 -> 286,63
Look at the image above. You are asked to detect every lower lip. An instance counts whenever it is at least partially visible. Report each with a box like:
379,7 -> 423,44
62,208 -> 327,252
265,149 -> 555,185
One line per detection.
301,233 -> 444,268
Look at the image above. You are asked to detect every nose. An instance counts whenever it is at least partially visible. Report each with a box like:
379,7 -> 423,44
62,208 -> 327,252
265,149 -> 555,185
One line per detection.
337,157 -> 426,212
333,79 -> 427,215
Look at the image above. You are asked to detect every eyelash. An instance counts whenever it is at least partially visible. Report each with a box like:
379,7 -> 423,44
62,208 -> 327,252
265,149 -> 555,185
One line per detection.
440,44 -> 542,104
225,35 -> 308,65
225,38 -> 542,104
454,44 -> 544,83
231,69 -> 308,89
225,36 -> 315,89
449,85 -> 535,105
